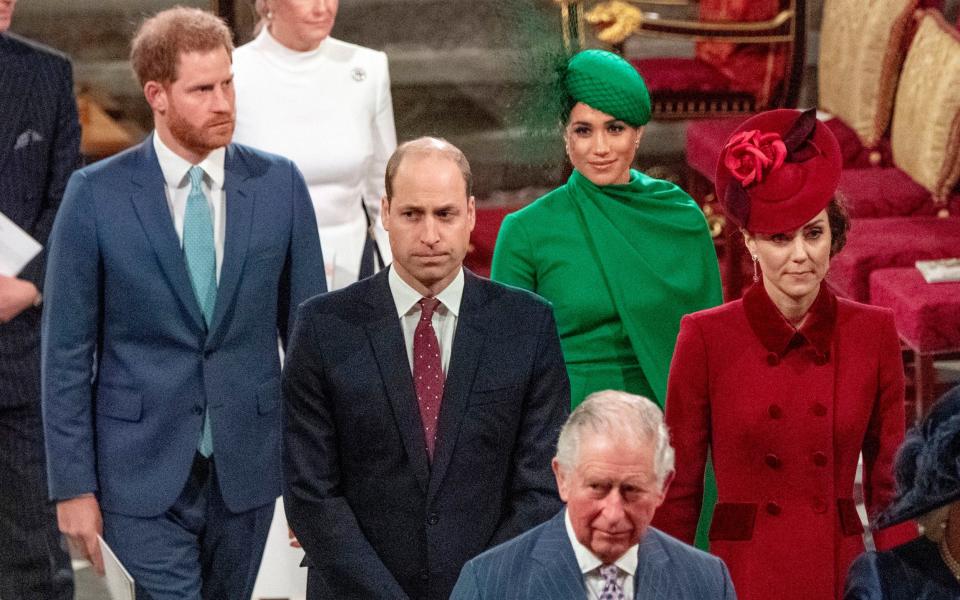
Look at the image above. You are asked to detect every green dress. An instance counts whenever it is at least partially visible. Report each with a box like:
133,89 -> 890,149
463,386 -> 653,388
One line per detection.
491,168 -> 723,549
491,168 -> 722,408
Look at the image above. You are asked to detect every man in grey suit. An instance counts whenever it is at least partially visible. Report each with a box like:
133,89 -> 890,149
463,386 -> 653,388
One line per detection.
0,0 -> 81,597
451,390 -> 737,600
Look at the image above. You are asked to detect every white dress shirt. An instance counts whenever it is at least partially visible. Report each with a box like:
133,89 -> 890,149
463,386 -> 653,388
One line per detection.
388,267 -> 464,375
153,133 -> 227,280
565,510 -> 638,599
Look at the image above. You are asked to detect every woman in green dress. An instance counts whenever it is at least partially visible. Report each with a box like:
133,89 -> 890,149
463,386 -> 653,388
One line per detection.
491,49 -> 723,410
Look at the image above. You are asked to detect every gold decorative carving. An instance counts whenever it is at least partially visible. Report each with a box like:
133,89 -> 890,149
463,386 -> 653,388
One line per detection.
585,1 -> 644,45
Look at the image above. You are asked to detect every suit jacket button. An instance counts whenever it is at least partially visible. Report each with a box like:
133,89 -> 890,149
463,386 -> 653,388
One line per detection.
812,451 -> 828,467
427,513 -> 439,525
193,405 -> 203,415
766,352 -> 780,366
768,404 -> 783,419
764,453 -> 782,469
765,502 -> 782,516
419,569 -> 429,582
812,403 -> 828,417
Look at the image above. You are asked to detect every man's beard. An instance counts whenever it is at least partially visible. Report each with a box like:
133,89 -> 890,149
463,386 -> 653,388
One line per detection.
167,102 -> 234,156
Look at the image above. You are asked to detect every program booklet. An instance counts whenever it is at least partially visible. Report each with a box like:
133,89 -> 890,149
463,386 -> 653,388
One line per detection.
916,258 -> 960,283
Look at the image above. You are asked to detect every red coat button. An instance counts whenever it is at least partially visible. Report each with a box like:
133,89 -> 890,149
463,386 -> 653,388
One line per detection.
813,403 -> 828,417
766,502 -> 782,516
813,451 -> 828,467
814,351 -> 830,366
764,453 -> 782,469
768,404 -> 783,419
812,498 -> 827,513
766,352 -> 780,366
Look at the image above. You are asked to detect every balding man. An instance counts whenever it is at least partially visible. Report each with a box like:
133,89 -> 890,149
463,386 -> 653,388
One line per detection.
282,137 -> 570,600
451,390 -> 736,599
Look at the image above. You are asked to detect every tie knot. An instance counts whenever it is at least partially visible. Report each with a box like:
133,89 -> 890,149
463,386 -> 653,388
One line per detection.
188,165 -> 205,191
599,564 -> 620,583
418,297 -> 441,320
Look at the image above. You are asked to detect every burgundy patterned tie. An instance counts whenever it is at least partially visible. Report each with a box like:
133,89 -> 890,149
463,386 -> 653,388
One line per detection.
414,297 -> 444,460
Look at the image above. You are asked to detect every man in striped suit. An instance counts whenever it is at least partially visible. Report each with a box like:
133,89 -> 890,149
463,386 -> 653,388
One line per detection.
451,391 -> 737,600
0,0 -> 81,597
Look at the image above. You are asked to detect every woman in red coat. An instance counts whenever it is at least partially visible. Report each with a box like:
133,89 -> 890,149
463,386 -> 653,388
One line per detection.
652,109 -> 917,600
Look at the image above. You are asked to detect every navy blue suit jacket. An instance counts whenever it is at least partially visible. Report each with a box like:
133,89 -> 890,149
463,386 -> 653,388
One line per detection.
41,137 -> 326,516
451,510 -> 737,600
845,537 -> 960,600
0,33 -> 80,408
282,268 -> 570,600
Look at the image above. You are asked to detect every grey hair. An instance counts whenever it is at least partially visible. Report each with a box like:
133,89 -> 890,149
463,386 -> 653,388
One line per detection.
555,390 -> 675,487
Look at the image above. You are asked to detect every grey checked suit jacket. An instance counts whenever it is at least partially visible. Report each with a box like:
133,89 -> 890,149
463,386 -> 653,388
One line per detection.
451,510 -> 737,599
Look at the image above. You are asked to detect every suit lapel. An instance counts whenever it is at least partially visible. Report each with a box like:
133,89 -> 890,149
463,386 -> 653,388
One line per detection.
205,145 -> 253,346
529,511 -> 588,596
365,271 -> 430,494
633,530 -> 675,599
427,271 -> 486,501
0,36 -> 37,177
129,137 -> 206,333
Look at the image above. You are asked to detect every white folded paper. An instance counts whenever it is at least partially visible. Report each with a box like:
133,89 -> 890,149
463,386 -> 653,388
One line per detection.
0,210 -> 42,276
98,535 -> 136,600
916,258 -> 960,283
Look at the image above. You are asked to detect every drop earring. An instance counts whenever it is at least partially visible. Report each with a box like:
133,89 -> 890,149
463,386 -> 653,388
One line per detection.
752,255 -> 760,283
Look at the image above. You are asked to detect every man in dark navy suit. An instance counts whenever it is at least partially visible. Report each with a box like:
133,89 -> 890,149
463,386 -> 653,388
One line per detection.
282,137 -> 570,600
0,0 -> 81,597
41,7 -> 325,599
451,391 -> 737,600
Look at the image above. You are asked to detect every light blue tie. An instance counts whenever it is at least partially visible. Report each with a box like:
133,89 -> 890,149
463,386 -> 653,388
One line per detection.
183,166 -> 217,457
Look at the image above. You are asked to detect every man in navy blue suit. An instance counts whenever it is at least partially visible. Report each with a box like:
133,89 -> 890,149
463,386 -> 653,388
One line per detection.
282,137 -> 570,600
41,7 -> 325,599
0,0 -> 81,597
451,390 -> 737,600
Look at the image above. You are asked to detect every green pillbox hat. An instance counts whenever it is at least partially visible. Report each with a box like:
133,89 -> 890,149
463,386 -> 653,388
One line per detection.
564,49 -> 651,127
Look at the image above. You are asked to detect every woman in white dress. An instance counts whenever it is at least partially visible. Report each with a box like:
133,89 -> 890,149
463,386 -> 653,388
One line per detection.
233,2 -> 396,597
233,0 -> 397,291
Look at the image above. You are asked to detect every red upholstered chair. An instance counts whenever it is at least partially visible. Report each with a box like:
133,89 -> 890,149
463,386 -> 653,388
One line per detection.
556,0 -> 806,119
826,10 -> 960,301
869,268 -> 960,418
685,1 -> 950,298
463,206 -> 519,278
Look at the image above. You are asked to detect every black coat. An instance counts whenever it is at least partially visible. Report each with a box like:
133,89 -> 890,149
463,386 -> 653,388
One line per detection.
845,537 -> 960,599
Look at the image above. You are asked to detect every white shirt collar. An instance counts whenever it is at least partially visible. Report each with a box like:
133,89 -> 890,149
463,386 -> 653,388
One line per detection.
564,509 -> 639,578
388,266 -> 464,319
153,132 -> 226,190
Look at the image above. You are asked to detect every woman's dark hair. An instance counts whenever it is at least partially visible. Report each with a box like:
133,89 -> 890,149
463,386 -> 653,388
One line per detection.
827,194 -> 850,256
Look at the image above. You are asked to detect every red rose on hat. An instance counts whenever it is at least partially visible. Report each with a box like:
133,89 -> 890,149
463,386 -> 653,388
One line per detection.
723,130 -> 787,187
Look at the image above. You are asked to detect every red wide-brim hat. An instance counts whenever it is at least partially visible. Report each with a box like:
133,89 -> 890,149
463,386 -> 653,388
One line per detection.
715,109 -> 842,234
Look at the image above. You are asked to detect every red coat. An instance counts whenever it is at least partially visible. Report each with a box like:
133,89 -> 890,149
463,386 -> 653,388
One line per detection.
653,284 -> 917,600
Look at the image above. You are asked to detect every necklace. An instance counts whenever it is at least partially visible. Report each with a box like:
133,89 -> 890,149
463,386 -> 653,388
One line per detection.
939,537 -> 960,582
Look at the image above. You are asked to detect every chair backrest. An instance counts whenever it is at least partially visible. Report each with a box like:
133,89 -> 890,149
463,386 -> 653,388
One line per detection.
694,0 -> 803,109
890,10 -> 960,201
818,0 -> 921,149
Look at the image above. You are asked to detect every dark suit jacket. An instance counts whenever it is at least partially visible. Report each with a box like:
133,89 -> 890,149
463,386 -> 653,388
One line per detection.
0,33 -> 81,408
844,537 -> 960,600
41,137 -> 326,516
282,268 -> 570,600
451,510 -> 737,599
